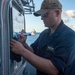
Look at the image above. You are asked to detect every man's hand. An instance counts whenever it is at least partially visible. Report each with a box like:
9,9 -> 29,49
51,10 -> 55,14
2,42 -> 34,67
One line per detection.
18,29 -> 27,44
10,39 -> 26,55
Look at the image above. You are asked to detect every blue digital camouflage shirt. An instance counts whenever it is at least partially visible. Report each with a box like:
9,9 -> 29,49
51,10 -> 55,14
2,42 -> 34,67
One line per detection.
31,21 -> 75,75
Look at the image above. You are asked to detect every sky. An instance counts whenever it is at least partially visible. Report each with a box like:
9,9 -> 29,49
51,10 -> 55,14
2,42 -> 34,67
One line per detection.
13,0 -> 75,32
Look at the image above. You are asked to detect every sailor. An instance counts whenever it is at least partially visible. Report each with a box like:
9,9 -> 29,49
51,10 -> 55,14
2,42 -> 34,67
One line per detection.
10,0 -> 75,75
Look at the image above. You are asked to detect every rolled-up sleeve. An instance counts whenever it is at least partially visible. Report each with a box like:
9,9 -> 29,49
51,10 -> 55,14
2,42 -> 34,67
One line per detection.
50,35 -> 75,74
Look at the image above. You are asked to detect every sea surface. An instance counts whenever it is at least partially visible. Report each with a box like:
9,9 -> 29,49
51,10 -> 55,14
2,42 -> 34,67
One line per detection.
26,33 -> 40,45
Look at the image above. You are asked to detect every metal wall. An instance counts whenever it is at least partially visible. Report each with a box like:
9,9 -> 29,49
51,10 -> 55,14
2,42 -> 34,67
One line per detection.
0,0 -> 35,75
0,0 -> 2,75
0,0 -> 10,75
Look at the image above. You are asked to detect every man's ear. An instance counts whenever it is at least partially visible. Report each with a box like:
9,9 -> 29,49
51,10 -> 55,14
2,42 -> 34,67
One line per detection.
55,9 -> 60,17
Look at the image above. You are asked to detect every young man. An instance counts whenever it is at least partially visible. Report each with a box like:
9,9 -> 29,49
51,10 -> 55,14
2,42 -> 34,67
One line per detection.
10,0 -> 75,75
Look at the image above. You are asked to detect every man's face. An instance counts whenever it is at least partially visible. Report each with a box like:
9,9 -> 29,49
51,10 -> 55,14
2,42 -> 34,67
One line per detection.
41,9 -> 58,28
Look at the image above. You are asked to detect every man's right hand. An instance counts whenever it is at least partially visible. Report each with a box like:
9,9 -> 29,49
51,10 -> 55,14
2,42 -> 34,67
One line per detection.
18,29 -> 27,44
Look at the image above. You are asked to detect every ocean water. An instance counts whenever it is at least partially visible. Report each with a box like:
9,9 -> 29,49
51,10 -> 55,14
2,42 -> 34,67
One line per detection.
26,33 -> 40,45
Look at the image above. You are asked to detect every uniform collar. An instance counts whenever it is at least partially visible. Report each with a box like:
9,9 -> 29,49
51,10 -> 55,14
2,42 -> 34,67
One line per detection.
49,20 -> 65,37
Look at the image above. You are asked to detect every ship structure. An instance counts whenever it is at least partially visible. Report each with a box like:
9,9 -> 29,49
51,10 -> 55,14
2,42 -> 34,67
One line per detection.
31,29 -> 36,35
